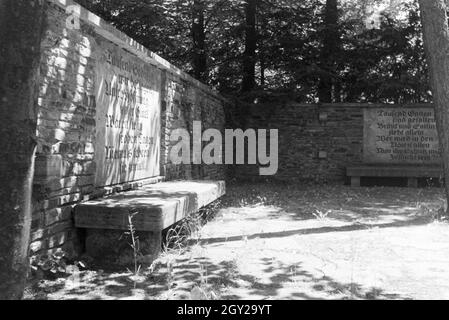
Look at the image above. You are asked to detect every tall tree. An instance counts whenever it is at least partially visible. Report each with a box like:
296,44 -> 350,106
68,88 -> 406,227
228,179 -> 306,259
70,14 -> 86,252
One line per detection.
0,0 -> 46,299
418,0 -> 449,216
192,0 -> 207,81
318,0 -> 340,102
241,0 -> 256,93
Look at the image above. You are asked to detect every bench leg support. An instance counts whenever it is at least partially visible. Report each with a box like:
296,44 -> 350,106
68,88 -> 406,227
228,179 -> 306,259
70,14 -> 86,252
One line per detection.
85,228 -> 162,266
350,176 -> 361,187
407,177 -> 418,188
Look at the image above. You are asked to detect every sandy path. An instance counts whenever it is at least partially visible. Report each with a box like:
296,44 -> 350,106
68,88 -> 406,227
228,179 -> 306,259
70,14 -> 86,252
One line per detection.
29,184 -> 449,300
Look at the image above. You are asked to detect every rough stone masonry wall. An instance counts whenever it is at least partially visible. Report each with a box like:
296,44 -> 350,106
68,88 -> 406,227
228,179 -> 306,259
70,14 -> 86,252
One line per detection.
233,102 -> 433,183
161,72 -> 229,181
29,0 -> 228,258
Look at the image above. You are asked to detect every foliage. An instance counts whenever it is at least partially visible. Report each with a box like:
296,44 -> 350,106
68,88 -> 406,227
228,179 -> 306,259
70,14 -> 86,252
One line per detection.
162,199 -> 221,252
30,250 -> 68,277
29,249 -> 87,280
76,0 -> 430,103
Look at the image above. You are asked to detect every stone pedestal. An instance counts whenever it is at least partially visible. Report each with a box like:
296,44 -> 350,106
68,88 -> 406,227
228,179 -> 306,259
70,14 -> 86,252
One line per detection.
407,177 -> 418,188
85,229 -> 161,267
350,176 -> 361,187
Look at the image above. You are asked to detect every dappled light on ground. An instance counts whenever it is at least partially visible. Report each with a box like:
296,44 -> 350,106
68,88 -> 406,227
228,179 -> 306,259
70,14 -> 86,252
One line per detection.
25,183 -> 449,300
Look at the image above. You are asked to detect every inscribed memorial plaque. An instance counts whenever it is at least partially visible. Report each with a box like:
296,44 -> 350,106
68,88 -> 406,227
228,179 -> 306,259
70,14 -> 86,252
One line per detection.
94,40 -> 161,187
363,108 -> 441,164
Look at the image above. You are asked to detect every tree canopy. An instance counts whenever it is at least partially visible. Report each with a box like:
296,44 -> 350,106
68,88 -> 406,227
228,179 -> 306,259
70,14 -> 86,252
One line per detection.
77,0 -> 430,103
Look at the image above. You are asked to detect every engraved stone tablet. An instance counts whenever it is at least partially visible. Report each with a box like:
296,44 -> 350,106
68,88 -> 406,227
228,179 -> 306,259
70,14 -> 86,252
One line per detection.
94,40 -> 161,187
363,108 -> 441,164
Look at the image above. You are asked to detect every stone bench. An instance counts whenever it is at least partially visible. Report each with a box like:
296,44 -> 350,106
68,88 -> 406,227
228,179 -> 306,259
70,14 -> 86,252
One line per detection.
74,180 -> 225,265
346,165 -> 442,187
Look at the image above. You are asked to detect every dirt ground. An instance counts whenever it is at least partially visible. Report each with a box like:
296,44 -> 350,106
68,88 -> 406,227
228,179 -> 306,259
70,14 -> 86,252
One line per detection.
24,182 -> 449,300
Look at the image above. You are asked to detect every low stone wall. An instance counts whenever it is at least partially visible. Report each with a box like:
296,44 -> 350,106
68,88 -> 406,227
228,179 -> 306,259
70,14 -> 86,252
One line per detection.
232,102 -> 436,183
30,0 -> 229,258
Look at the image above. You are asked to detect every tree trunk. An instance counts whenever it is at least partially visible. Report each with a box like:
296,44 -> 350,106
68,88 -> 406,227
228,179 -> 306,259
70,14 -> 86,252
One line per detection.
418,0 -> 449,216
241,0 -> 256,93
192,0 -> 207,82
259,11 -> 266,89
318,0 -> 339,103
0,0 -> 46,299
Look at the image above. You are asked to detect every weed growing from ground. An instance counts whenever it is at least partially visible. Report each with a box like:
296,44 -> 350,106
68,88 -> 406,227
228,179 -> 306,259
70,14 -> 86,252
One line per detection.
125,210 -> 141,277
312,209 -> 332,220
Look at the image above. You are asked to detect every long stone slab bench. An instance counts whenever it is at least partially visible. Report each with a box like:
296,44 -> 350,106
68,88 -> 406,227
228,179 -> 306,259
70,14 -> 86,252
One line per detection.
74,180 -> 225,265
346,165 -> 442,187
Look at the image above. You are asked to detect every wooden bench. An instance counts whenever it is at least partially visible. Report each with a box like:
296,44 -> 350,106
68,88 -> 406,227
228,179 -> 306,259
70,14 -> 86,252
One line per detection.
74,180 -> 225,264
346,165 -> 442,187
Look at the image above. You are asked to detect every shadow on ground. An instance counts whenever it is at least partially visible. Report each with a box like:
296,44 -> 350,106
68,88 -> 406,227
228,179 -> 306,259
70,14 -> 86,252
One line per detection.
28,251 -> 408,300
25,182 -> 446,300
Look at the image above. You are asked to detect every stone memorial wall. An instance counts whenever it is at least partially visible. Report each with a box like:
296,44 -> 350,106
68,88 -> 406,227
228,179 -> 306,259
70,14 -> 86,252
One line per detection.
232,102 -> 441,182
30,0 -> 229,258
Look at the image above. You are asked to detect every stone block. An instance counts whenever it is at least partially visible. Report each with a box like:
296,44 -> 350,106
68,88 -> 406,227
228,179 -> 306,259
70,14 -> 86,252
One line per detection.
74,180 -> 226,231
85,229 -> 161,267
34,154 -> 63,183
45,206 -> 73,226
